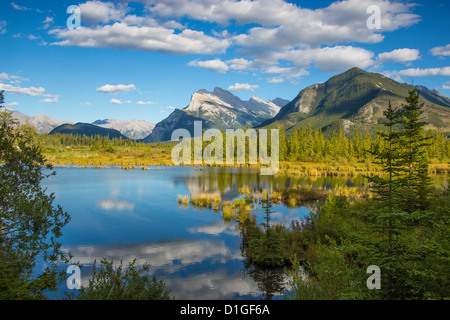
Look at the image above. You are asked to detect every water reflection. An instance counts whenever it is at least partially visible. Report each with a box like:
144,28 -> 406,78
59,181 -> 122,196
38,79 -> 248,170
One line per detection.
44,166 -> 446,300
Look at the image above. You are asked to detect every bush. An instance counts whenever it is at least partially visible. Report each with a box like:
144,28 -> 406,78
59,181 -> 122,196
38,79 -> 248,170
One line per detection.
71,258 -> 172,300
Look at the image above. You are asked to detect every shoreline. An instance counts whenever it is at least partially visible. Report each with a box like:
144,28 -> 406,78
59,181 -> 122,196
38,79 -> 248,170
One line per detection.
45,158 -> 450,176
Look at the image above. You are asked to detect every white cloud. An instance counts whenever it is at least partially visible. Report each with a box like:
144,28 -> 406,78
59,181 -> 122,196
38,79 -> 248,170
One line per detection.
226,58 -> 255,71
136,100 -> 156,105
97,200 -> 134,211
228,83 -> 259,92
266,68 -> 309,84
0,83 -> 46,96
231,0 -> 419,48
143,0 -> 419,38
268,77 -> 285,84
430,44 -> 450,57
378,48 -> 420,63
96,84 -> 136,94
79,0 -> 127,24
398,66 -> 450,77
264,66 -> 294,74
0,72 -> 9,81
442,82 -> 450,90
0,21 -> 6,34
40,97 -> 58,103
160,106 -> 176,113
110,98 -> 123,104
43,16 -> 54,29
11,2 -> 31,11
50,22 -> 230,55
188,59 -> 230,73
6,102 -> 19,107
279,46 -> 375,73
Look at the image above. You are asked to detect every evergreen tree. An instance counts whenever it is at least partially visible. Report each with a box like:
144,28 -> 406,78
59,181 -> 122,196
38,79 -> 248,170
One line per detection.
398,88 -> 432,212
280,125 -> 287,162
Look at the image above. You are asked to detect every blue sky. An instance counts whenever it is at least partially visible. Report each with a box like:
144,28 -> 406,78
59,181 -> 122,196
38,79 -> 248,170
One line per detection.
0,0 -> 449,124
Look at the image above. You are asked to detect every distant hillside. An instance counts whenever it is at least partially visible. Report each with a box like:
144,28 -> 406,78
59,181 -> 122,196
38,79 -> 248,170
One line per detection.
258,67 -> 450,137
50,123 -> 128,139
0,107 -> 73,134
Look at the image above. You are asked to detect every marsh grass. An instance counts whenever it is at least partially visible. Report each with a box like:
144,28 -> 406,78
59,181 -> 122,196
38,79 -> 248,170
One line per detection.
190,193 -> 222,211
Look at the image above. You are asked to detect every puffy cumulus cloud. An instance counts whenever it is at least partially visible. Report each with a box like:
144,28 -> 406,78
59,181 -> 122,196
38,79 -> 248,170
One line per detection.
141,0 -> 418,38
227,83 -> 259,92
430,44 -> 450,57
140,0 -> 300,26
397,66 -> 450,77
231,0 -> 419,48
49,0 -> 419,58
0,83 -> 46,96
277,46 -> 375,73
378,48 -> 421,63
96,83 -> 136,94
0,75 -> 59,102
226,58 -> 255,71
188,59 -> 230,73
188,46 -> 371,79
110,98 -> 123,104
50,23 -> 230,55
384,66 -> 450,82
79,0 -> 127,24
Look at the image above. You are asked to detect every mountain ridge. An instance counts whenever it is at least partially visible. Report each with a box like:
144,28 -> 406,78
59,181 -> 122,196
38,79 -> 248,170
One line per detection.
143,87 -> 282,143
257,67 -> 450,137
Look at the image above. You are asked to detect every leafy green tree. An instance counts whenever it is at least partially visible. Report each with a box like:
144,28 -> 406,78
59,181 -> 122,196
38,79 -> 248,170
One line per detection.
0,104 -> 71,299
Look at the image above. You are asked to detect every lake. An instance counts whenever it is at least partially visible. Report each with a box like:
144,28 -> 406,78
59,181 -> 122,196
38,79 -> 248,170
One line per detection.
41,165 -> 446,300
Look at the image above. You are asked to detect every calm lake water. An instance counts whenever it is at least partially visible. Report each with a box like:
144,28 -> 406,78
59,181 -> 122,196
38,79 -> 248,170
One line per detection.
41,166 -> 446,300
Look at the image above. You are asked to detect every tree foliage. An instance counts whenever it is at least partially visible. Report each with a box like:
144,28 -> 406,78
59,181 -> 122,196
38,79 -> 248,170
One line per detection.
0,97 -> 71,299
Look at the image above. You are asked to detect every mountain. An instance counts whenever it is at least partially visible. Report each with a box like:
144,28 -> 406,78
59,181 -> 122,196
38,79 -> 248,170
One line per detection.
258,67 -> 450,137
49,123 -> 128,139
143,87 -> 281,143
415,85 -> 450,109
270,98 -> 290,108
27,114 -> 75,134
0,107 -> 74,134
144,109 -> 213,143
92,119 -> 155,140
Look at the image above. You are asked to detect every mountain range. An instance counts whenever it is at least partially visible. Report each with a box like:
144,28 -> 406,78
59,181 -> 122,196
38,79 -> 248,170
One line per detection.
1,67 -> 449,142
0,107 -> 155,140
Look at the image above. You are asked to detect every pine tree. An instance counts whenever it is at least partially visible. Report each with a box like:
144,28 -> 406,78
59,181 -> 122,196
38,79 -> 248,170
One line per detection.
398,88 -> 432,212
364,101 -> 412,298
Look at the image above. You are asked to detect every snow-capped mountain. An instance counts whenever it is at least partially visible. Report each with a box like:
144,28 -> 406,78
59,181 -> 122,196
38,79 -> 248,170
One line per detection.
144,87 -> 283,143
92,119 -> 155,140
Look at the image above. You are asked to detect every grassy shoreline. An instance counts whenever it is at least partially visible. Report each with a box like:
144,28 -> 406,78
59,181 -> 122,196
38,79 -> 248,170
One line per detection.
44,149 -> 450,176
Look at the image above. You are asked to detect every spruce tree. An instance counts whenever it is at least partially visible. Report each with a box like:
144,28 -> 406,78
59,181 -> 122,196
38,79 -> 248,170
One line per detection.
398,87 -> 432,212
